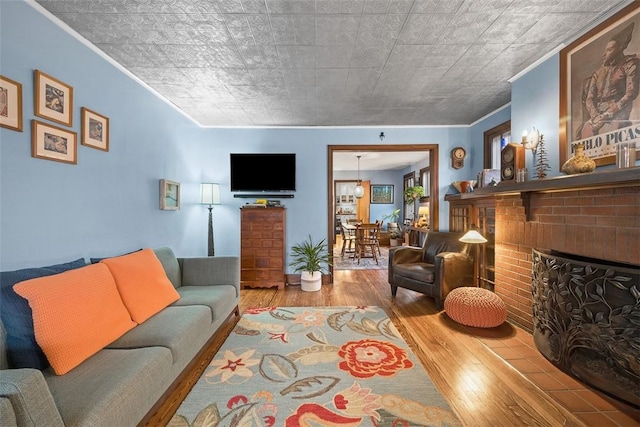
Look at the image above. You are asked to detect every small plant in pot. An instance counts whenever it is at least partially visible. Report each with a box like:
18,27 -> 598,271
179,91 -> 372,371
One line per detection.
289,235 -> 332,292
382,209 -> 402,246
389,226 -> 404,247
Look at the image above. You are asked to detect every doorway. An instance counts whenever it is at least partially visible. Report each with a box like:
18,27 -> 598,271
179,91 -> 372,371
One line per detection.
327,144 -> 439,279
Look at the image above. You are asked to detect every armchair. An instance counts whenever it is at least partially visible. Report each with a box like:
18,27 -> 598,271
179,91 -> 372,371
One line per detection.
388,231 -> 473,309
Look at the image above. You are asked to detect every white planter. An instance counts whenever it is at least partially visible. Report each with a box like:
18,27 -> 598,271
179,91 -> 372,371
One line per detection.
301,271 -> 322,292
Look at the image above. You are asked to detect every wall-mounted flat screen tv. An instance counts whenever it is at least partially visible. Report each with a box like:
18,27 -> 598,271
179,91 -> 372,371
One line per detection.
230,153 -> 296,192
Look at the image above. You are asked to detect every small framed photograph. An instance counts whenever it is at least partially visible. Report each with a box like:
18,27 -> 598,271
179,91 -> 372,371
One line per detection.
160,179 -> 180,210
31,120 -> 77,164
81,107 -> 109,151
34,70 -> 73,127
371,184 -> 394,204
0,75 -> 23,132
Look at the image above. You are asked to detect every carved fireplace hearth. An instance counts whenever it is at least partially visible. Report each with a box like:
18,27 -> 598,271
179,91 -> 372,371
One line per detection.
531,249 -> 640,407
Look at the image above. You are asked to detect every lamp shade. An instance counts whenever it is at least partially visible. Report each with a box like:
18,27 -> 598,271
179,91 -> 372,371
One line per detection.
459,229 -> 487,244
418,206 -> 429,216
354,184 -> 365,198
200,183 -> 221,205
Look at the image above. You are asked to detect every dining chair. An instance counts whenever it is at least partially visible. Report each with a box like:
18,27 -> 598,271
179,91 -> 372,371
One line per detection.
354,223 -> 380,264
340,222 -> 356,258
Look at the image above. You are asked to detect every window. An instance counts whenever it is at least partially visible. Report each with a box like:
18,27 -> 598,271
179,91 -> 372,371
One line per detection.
403,172 -> 415,222
484,121 -> 511,169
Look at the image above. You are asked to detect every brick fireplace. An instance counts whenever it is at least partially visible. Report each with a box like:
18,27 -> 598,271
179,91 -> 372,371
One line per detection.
493,183 -> 640,332
472,168 -> 640,406
488,176 -> 640,332
449,167 -> 639,331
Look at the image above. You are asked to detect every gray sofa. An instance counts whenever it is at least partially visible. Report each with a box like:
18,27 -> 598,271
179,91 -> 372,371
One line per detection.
0,247 -> 240,427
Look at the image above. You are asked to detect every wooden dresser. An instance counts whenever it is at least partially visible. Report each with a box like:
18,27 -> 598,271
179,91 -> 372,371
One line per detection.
240,207 -> 285,289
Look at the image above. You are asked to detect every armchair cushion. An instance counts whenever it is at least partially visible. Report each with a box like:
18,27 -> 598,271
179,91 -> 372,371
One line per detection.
389,232 -> 472,310
392,264 -> 435,284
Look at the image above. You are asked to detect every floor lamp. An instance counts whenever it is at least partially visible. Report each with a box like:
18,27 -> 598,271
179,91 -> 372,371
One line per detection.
200,183 -> 221,256
459,229 -> 487,287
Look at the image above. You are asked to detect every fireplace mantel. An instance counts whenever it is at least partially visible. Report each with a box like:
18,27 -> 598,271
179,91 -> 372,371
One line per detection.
463,166 -> 639,198
458,167 -> 639,220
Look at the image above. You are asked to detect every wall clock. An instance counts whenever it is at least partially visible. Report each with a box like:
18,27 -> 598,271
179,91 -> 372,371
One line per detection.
451,146 -> 466,169
500,143 -> 525,181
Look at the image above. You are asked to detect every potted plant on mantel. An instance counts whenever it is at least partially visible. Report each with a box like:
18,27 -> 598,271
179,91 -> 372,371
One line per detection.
289,235 -> 332,292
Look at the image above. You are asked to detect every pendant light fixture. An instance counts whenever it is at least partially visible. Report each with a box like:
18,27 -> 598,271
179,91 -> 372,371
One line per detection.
354,155 -> 364,199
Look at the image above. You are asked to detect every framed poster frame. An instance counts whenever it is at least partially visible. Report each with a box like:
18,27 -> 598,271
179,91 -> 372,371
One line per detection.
559,2 -> 640,168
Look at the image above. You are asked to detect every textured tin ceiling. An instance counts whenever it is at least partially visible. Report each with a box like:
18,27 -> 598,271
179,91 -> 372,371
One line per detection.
33,0 -> 629,127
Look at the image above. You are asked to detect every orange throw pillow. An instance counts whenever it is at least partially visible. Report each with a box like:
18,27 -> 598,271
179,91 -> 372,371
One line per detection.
13,263 -> 136,375
100,248 -> 180,323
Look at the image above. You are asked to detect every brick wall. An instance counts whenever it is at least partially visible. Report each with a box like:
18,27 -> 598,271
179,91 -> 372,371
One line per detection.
494,185 -> 640,332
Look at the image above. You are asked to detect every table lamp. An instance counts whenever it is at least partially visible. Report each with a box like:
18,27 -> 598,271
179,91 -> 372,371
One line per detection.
418,206 -> 429,227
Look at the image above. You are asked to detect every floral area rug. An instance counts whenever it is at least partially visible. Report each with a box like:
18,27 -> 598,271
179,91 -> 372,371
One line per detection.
332,246 -> 389,270
169,306 -> 461,426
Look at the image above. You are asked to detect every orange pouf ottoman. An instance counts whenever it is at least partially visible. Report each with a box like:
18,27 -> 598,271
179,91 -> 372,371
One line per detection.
444,287 -> 507,328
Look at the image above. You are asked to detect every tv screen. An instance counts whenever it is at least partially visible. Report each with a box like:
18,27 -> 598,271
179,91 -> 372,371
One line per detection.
230,153 -> 296,192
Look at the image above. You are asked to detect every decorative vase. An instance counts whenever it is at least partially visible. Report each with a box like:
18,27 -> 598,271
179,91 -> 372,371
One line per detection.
561,143 -> 596,175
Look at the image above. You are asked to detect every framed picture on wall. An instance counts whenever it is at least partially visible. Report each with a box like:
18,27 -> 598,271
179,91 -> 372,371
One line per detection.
370,184 -> 394,204
34,70 -> 73,127
559,2 -> 640,168
31,120 -> 77,164
81,107 -> 109,151
0,75 -> 23,132
160,179 -> 180,210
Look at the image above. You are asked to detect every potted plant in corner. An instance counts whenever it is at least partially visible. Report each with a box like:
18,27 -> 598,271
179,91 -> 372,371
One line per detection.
289,235 -> 332,292
382,209 -> 402,246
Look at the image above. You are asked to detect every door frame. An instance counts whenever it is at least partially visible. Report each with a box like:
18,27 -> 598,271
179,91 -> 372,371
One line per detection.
327,144 -> 439,280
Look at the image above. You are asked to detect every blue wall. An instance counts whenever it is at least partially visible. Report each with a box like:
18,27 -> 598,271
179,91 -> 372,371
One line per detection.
511,55 -> 563,177
1,1 -> 478,270
11,1 -> 626,271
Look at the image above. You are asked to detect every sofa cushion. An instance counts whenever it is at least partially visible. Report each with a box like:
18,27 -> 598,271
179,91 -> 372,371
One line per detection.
45,347 -> 173,427
0,258 -> 86,370
106,305 -> 211,368
13,263 -> 137,375
173,284 -> 237,324
393,263 -> 435,284
101,249 -> 180,323
153,247 -> 182,288
89,248 -> 141,264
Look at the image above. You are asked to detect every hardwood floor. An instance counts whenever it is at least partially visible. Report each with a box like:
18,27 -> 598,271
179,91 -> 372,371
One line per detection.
146,269 -> 639,427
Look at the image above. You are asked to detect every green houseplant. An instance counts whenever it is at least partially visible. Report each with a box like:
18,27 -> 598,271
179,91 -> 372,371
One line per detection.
382,208 -> 400,224
382,209 -> 402,246
403,185 -> 425,204
289,235 -> 332,292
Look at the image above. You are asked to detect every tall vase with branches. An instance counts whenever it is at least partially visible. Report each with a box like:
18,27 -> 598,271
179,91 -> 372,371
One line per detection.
535,133 -> 551,179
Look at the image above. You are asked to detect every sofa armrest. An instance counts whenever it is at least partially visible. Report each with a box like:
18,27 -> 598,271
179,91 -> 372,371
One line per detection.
435,252 -> 473,300
179,256 -> 240,295
0,369 -> 64,427
1,397 -> 18,427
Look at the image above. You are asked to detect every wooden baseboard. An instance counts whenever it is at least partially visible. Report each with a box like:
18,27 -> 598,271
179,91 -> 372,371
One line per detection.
138,306 -> 240,426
